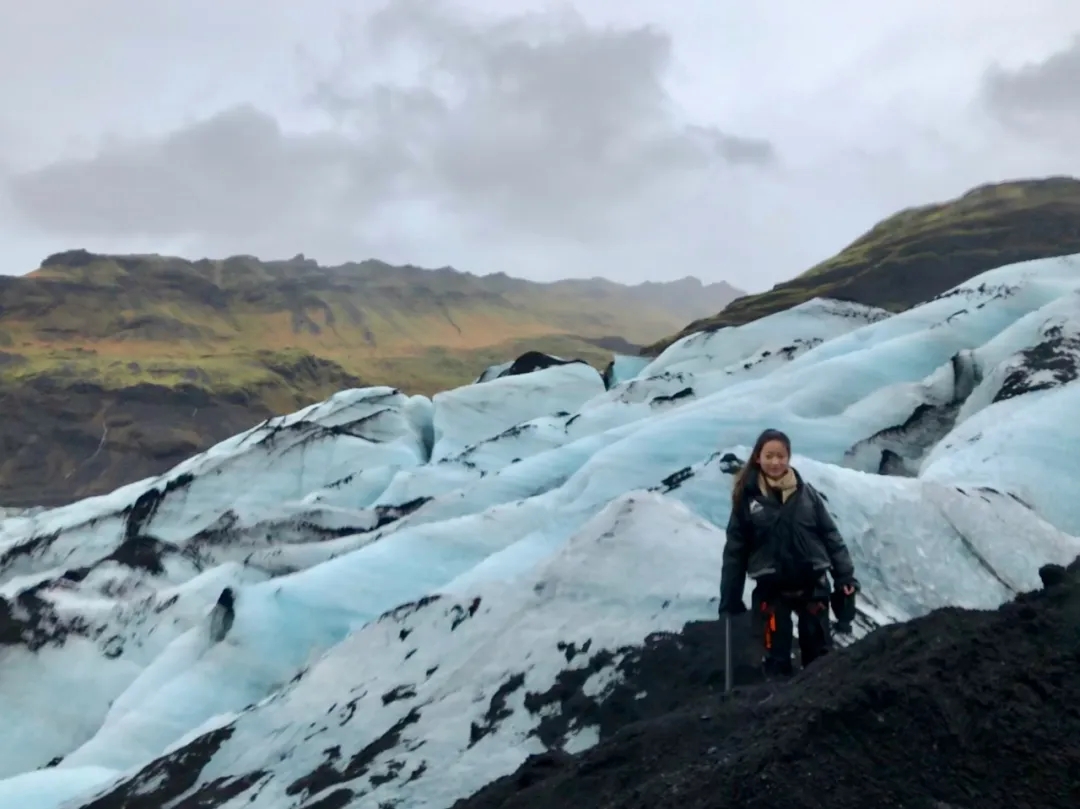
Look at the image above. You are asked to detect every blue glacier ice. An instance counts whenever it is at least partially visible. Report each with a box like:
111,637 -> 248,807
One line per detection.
0,254 -> 1079,808
0,766 -> 119,809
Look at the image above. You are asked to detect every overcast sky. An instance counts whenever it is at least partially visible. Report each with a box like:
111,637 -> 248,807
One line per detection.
1,0 -> 1078,289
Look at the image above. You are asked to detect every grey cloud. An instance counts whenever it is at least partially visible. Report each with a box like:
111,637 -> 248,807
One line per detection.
8,107 -> 372,239
983,35 -> 1080,128
5,0 -> 775,253
687,126 -> 777,167
8,0 -> 1073,287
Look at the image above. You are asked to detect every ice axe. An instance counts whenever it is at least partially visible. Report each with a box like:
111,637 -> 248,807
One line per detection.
724,613 -> 733,693
830,585 -> 857,635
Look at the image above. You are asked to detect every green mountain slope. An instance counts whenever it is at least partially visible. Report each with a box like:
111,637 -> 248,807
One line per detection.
646,176 -> 1080,354
0,250 -> 741,507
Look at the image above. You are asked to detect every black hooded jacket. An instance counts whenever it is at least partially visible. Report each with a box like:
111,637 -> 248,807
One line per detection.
719,467 -> 856,612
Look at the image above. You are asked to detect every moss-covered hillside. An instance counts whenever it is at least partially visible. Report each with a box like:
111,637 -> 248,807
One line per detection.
646,176 -> 1080,354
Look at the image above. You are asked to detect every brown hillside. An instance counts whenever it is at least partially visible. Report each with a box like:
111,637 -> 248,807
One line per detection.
0,250 -> 741,507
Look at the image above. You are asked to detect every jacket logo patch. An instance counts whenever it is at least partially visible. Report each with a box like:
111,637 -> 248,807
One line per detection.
749,500 -> 764,514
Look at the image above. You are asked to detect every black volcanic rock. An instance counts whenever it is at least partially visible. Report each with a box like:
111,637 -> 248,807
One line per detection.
476,351 -> 596,384
500,352 -> 589,379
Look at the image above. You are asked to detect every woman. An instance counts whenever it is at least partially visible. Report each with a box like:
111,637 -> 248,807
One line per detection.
718,428 -> 859,677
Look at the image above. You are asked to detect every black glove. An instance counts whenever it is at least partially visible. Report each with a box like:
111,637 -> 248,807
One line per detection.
718,598 -> 747,618
833,574 -> 859,592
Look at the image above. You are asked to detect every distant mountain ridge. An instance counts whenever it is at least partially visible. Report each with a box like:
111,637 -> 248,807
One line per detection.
0,249 -> 742,507
646,175 -> 1080,354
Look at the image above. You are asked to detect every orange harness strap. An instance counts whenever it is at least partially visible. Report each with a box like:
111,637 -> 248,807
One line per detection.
760,601 -> 777,650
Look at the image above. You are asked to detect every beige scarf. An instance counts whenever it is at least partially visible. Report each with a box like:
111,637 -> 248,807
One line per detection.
758,468 -> 797,503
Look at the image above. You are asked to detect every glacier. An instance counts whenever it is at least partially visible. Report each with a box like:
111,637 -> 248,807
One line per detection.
0,253 -> 1079,808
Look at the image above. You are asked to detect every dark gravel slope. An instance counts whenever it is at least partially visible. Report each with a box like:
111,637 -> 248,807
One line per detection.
455,558 -> 1080,809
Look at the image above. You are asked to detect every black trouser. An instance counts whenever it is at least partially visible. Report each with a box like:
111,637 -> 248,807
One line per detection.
752,576 -> 832,676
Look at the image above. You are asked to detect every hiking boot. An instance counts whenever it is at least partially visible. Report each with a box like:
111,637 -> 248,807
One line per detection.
761,656 -> 794,679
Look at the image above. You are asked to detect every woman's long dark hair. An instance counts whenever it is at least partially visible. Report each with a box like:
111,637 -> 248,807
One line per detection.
731,428 -> 792,507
